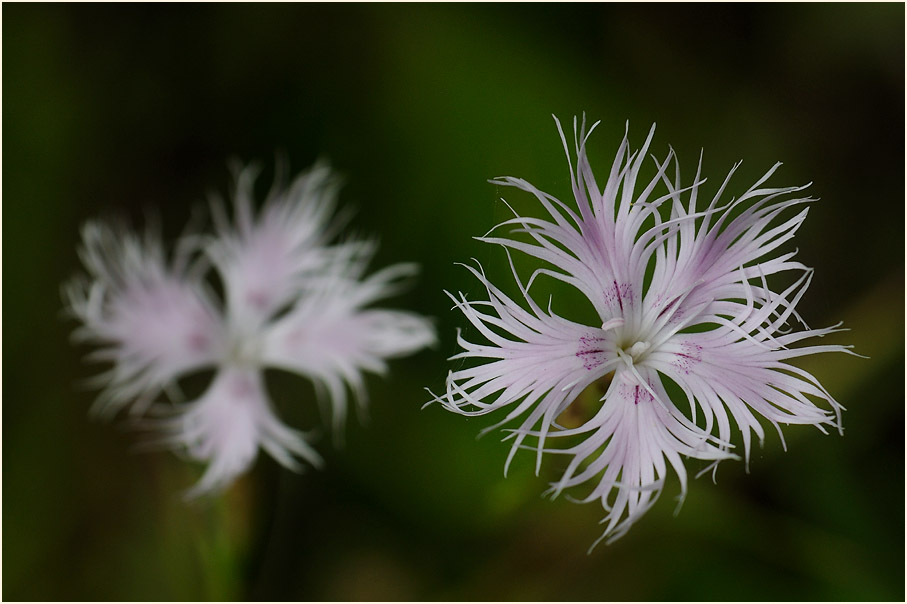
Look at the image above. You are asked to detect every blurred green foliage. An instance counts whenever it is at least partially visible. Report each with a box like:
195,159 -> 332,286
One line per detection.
3,3 -> 904,601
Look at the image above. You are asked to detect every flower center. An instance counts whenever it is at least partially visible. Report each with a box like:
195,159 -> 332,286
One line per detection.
227,332 -> 263,367
617,339 -> 652,367
625,340 -> 650,360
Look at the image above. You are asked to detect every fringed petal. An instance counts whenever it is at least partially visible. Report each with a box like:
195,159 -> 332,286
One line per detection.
64,221 -> 225,418
158,368 -> 323,498
261,257 -> 436,440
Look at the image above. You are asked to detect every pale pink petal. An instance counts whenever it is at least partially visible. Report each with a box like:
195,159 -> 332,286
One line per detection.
207,162 -> 344,329
539,367 -> 734,546
64,221 -> 225,417
262,260 -> 436,438
162,368 -> 322,497
429,260 -> 626,474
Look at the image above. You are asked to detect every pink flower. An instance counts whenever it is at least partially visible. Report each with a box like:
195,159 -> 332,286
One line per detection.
65,162 -> 435,497
431,117 -> 854,547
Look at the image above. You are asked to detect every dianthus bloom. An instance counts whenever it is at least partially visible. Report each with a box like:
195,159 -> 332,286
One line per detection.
65,162 -> 435,496
432,116 -> 852,547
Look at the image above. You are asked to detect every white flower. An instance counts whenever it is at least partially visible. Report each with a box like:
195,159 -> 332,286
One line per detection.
65,162 -> 436,497
431,116 -> 855,547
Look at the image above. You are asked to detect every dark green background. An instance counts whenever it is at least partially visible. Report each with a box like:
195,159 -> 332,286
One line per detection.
4,3 -> 904,601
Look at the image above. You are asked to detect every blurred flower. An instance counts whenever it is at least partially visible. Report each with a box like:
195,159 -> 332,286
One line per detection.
431,116 -> 855,547
65,162 -> 436,496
